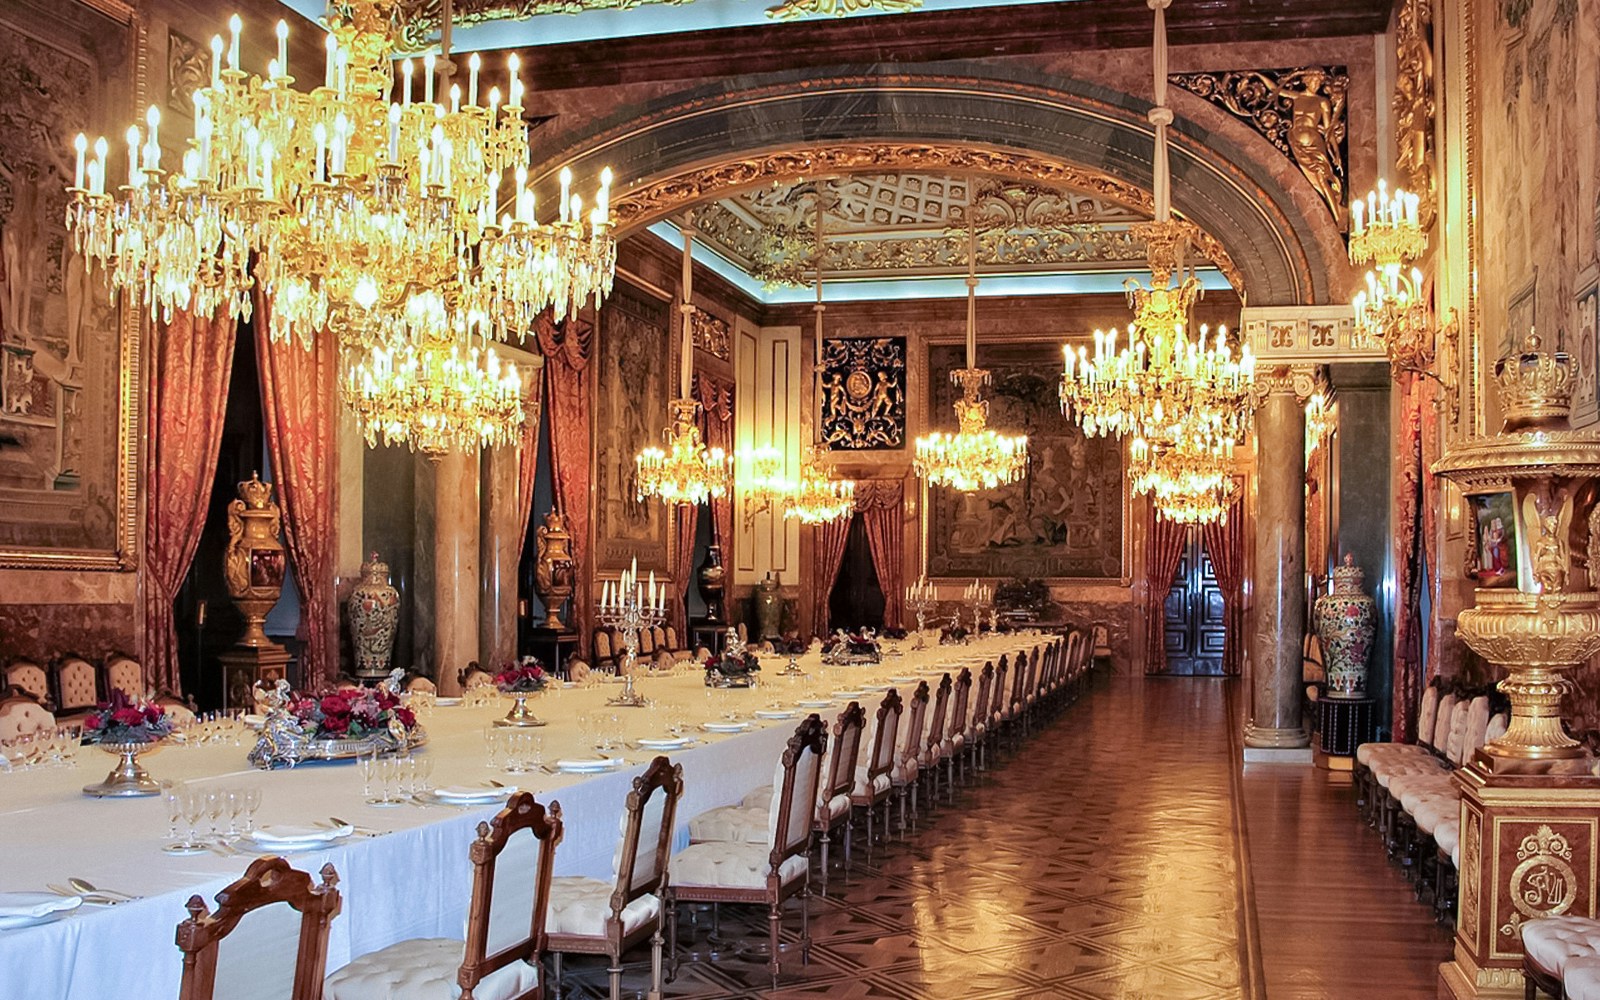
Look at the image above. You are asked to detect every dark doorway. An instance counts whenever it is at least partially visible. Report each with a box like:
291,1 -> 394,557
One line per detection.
827,514 -> 885,633
1162,530 -> 1226,676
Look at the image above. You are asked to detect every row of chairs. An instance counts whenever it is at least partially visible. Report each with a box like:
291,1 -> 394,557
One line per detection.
171,627 -> 1102,1000
2,653 -> 145,719
1352,678 -> 1508,923
592,626 -> 693,672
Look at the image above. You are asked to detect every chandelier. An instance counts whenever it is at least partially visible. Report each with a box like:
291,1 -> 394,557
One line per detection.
738,445 -> 791,526
342,294 -> 524,459
65,0 -> 616,349
1349,181 -> 1429,371
914,216 -> 1029,492
1130,434 -> 1241,524
785,452 -> 855,524
636,222 -> 732,505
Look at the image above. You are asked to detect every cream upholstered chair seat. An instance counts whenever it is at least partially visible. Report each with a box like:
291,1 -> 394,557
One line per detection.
1522,918 -> 1600,981
1390,771 -> 1454,814
545,877 -> 660,937
1565,957 -> 1600,1000
325,940 -> 539,1000
1433,817 -> 1461,866
672,841 -> 808,889
1408,788 -> 1458,836
852,771 -> 891,799
689,803 -> 769,845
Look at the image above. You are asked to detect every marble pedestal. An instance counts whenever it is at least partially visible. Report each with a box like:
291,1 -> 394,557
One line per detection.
1439,761 -> 1600,998
218,643 -> 293,712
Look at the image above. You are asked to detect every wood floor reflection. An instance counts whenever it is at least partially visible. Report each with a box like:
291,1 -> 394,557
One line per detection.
549,674 -> 1448,999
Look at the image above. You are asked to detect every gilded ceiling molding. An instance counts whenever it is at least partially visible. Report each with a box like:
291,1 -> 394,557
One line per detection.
609,142 -> 1246,292
1393,0 -> 1438,229
1169,66 -> 1350,228
765,0 -> 920,19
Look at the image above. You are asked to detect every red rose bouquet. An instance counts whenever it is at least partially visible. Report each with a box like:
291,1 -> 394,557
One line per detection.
285,683 -> 417,740
82,689 -> 173,745
494,659 -> 549,694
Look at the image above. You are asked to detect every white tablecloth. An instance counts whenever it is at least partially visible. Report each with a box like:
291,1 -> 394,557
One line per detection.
0,633 -> 1046,999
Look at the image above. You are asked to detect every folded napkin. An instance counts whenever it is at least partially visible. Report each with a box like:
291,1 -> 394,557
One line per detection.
435,784 -> 516,801
248,823 -> 353,846
0,892 -> 82,919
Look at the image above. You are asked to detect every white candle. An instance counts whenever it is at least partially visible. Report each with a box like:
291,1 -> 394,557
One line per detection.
211,36 -> 224,89
468,52 -> 480,106
402,59 -> 413,104
424,52 -> 435,105
92,136 -> 107,194
125,127 -> 140,187
336,47 -> 348,98
228,14 -> 241,71
508,53 -> 522,107
450,83 -> 460,116
276,20 -> 288,75
559,167 -> 571,223
324,33 -> 337,89
439,137 -> 451,189
598,166 -> 612,224
73,134 -> 86,189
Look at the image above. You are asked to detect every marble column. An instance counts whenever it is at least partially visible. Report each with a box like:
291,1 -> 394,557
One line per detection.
428,451 -> 480,697
479,444 -> 521,672
1245,367 -> 1315,753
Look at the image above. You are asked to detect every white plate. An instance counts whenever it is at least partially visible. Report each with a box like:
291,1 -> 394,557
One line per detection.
890,677 -> 918,684
433,784 -> 516,802
637,737 -> 694,750
248,823 -> 353,848
556,757 -> 624,773
753,709 -> 797,720
832,690 -> 866,699
702,721 -> 751,733
435,697 -> 463,707
0,892 -> 81,930
796,699 -> 833,708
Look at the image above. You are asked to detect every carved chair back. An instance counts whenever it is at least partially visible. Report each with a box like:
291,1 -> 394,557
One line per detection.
895,681 -> 929,773
863,689 -> 903,785
3,660 -> 49,707
103,653 -> 143,700
821,702 -> 866,812
989,656 -> 1009,723
971,663 -> 994,735
461,792 -> 563,997
770,715 -> 828,860
925,674 -> 952,753
949,668 -> 971,738
612,756 -> 684,904
51,656 -> 100,714
0,688 -> 55,741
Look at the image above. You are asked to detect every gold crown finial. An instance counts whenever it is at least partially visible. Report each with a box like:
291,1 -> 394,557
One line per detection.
1494,327 -> 1573,432
237,472 -> 275,510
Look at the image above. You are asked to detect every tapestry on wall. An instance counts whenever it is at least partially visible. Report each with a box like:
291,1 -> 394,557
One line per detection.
820,336 -> 906,450
594,279 -> 670,572
0,2 -> 136,568
925,342 -> 1123,579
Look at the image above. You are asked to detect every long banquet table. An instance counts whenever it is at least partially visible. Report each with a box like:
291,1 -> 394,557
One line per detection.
0,633 -> 1051,999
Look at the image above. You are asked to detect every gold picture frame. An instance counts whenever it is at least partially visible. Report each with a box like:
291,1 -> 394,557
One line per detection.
0,0 -> 141,570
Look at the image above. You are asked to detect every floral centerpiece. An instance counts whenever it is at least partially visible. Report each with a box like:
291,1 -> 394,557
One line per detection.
706,636 -> 761,687
248,670 -> 426,769
822,628 -> 883,665
493,657 -> 550,729
81,690 -> 174,798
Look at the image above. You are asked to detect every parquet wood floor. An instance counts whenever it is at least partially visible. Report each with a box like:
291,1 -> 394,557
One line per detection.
549,674 -> 1448,999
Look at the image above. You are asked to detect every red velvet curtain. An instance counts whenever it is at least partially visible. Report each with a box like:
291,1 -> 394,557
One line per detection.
812,516 -> 853,637
672,504 -> 700,636
534,312 -> 594,655
1392,372 -> 1434,741
144,309 -> 237,695
694,372 -> 736,572
254,294 -> 340,689
516,378 -> 544,555
1201,495 -> 1247,676
1142,509 -> 1189,674
857,480 -> 906,630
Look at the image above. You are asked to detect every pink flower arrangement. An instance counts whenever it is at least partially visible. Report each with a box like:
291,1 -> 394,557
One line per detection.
82,689 -> 172,745
286,683 -> 416,740
494,659 -> 549,694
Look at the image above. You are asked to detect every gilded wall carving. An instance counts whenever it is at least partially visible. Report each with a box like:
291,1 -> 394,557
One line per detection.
819,336 -> 906,450
0,2 -> 139,568
1170,66 -> 1349,226
1394,0 -> 1438,228
689,305 -> 730,361
166,29 -> 209,115
925,341 -> 1124,579
593,280 -> 670,571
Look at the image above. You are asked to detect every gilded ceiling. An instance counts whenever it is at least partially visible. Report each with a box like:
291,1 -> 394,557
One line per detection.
690,172 -> 1153,287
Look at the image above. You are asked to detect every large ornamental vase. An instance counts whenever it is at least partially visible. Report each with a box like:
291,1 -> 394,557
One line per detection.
223,473 -> 287,648
1313,553 -> 1376,699
533,510 -> 576,631
756,572 -> 782,640
348,552 -> 401,679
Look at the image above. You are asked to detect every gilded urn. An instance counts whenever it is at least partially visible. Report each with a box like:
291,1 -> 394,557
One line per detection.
223,473 -> 287,648
534,510 -> 576,631
1313,554 -> 1376,698
1434,333 -> 1600,766
348,552 -> 401,679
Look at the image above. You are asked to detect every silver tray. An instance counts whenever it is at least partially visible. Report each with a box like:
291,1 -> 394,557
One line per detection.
248,725 -> 428,769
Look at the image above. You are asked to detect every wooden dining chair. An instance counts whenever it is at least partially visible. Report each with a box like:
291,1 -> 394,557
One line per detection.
943,668 -> 972,793
176,857 -> 343,1000
324,793 -> 562,1000
816,701 -> 865,892
920,674 -> 952,804
851,689 -> 902,856
49,655 -> 100,721
546,756 -> 684,1000
890,681 -> 929,830
668,715 -> 827,990
3,659 -> 51,709
103,652 -> 144,700
969,663 -> 995,773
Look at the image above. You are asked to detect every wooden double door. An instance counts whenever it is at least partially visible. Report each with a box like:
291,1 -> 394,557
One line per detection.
1162,531 -> 1227,676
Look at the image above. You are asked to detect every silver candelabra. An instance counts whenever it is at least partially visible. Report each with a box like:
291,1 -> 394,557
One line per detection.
597,572 -> 663,708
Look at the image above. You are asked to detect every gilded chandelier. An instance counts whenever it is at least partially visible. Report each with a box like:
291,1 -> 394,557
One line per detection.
64,0 -> 616,349
914,222 -> 1028,493
636,223 -> 733,506
785,453 -> 855,524
1348,181 -> 1430,371
1129,434 -> 1241,524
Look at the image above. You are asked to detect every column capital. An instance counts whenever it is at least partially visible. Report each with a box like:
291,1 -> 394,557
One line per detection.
1250,363 -> 1325,408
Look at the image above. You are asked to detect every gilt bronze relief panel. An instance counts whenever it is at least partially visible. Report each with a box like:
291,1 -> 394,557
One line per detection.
819,336 -> 906,451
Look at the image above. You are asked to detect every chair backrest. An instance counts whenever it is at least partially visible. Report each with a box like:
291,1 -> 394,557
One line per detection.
652,626 -> 669,651
1091,623 -> 1111,656
925,674 -> 952,749
1430,693 -> 1459,752
459,663 -> 494,689
594,630 -> 613,661
736,622 -> 748,643
972,663 -> 994,730
1010,650 -> 1029,705
638,627 -> 657,655
175,857 -> 342,1000
1449,695 -> 1490,767
863,689 -> 903,783
4,660 -> 49,706
462,792 -> 563,994
0,689 -> 55,741
52,656 -> 100,713
611,756 -> 685,905
103,654 -> 143,700
1414,681 -> 1441,747
769,715 -> 828,861
895,681 -> 929,768
948,668 -> 971,737
990,656 -> 1009,718
822,702 -> 866,807
405,676 -> 437,694
665,626 -> 680,650
1024,649 -> 1041,696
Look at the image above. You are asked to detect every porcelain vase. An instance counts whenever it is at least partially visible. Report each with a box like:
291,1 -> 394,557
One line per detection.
1314,553 -> 1377,699
349,551 -> 401,680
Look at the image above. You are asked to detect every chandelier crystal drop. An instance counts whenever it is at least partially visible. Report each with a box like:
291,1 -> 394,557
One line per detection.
341,301 -> 524,459
636,222 -> 733,506
63,0 -> 616,349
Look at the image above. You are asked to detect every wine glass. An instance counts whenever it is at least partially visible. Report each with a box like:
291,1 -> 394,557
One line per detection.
242,787 -> 262,833
483,727 -> 503,769
413,756 -> 433,793
225,788 -> 245,837
358,749 -> 378,798
204,789 -> 226,836
181,787 -> 206,850
160,781 -> 182,842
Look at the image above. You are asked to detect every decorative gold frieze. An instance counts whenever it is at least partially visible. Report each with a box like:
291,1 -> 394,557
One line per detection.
1241,306 -> 1378,363
689,306 -> 731,361
766,0 -> 920,18
1170,67 -> 1350,226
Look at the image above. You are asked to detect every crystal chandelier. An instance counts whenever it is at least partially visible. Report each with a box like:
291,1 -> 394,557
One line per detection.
636,222 -> 732,505
914,221 -> 1028,493
785,452 -> 855,524
341,291 -> 524,459
64,0 -> 616,349
1349,181 -> 1429,370
1130,433 -> 1240,524
738,445 -> 792,526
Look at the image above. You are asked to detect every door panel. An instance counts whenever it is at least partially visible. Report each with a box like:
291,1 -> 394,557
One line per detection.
1161,530 -> 1226,676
